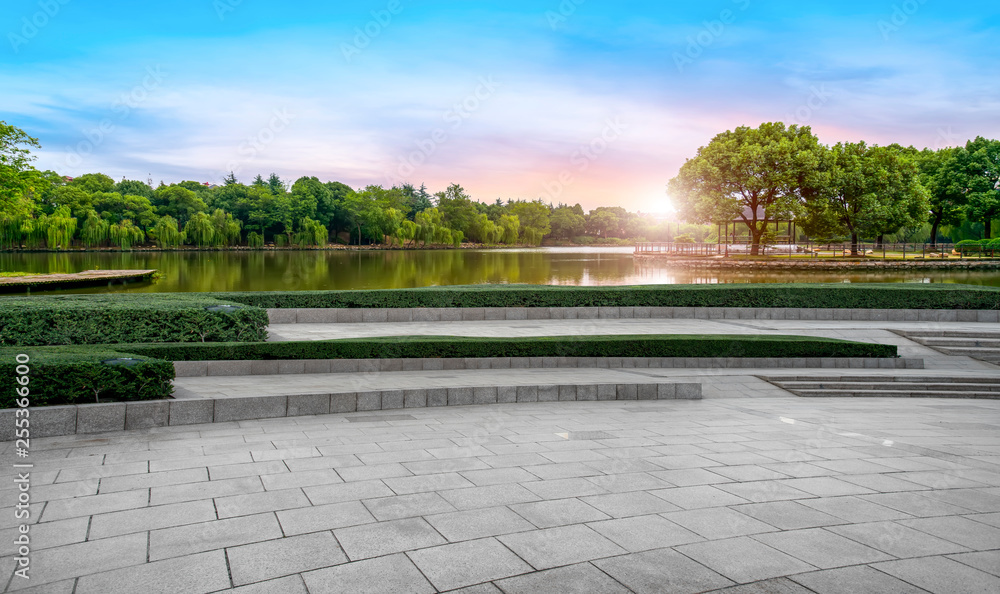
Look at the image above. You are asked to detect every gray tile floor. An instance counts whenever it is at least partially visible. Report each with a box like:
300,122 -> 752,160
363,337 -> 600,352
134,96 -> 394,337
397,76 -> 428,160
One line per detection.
3,395 -> 999,593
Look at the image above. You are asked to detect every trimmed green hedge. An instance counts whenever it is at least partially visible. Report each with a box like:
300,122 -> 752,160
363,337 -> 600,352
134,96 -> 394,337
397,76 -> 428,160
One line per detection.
0,294 -> 269,347
209,283 -> 1000,310
121,334 -> 898,361
0,348 -> 175,408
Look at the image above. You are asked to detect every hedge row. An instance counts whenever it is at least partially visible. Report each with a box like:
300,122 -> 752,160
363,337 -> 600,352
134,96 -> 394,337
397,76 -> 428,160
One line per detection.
0,294 -> 269,346
956,239 -> 1000,254
122,334 -> 898,361
1,348 -> 174,408
210,283 -> 1000,310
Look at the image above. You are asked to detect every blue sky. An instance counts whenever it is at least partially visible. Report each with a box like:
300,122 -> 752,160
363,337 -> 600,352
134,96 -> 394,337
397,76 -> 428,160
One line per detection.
2,0 -> 998,212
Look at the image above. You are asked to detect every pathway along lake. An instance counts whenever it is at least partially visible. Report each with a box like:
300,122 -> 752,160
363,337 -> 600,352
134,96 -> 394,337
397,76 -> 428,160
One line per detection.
3,247 -> 1000,294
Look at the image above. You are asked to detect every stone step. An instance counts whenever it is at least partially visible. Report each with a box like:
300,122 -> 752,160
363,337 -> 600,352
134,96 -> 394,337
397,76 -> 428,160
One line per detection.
915,339 -> 1000,348
772,382 -> 1000,392
932,347 -> 1000,361
762,375 -> 1000,384
903,331 -> 1000,339
790,389 -> 1000,399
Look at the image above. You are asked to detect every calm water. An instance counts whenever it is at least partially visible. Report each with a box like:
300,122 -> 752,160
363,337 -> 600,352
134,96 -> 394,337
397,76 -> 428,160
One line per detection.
2,247 -> 999,294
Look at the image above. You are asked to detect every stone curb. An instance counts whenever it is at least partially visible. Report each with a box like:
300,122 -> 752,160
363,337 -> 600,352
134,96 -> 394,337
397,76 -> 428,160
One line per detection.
174,356 -> 922,377
268,307 -> 999,324
0,381 -> 700,440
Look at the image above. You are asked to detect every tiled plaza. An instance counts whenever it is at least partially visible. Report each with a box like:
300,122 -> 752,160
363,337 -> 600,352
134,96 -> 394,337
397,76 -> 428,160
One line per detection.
3,394 -> 999,593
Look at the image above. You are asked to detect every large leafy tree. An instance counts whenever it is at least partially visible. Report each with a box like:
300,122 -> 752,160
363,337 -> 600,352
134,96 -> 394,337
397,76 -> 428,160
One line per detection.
550,205 -> 586,239
668,122 -> 825,254
115,179 -> 154,198
917,147 -> 967,247
151,185 -> 208,227
509,200 -> 551,244
436,184 -> 479,236
957,137 -> 1000,238
0,121 -> 43,220
69,173 -> 115,194
804,142 -> 928,253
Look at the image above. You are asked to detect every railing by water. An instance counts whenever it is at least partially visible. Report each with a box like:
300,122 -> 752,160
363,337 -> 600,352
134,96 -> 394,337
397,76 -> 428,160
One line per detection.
634,241 -> 991,260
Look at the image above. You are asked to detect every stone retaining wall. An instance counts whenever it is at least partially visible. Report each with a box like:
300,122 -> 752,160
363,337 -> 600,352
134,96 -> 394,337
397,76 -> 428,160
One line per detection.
174,356 -> 921,377
0,382 -> 701,439
632,256 -> 1000,270
268,307 -> 999,324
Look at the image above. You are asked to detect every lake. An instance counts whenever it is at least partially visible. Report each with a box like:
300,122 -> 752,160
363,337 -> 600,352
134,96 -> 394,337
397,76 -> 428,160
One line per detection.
3,247 -> 999,294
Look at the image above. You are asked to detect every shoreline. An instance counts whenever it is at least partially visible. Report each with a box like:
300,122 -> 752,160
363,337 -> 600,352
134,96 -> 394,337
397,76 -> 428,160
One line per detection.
633,255 -> 1000,270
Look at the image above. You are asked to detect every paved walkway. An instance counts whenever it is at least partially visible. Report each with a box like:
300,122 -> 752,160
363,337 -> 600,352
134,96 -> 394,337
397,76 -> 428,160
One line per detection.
2,396 -> 999,593
173,318 -> 999,401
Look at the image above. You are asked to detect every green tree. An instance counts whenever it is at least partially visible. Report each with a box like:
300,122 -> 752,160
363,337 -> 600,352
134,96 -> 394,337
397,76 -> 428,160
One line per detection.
917,147 -> 967,247
152,185 -> 208,227
184,211 -> 215,247
804,142 -> 928,254
267,173 -> 286,196
92,193 -> 158,229
509,200 -> 551,244
152,216 -> 185,248
498,214 -> 520,244
400,183 -> 433,219
69,173 -> 115,194
668,122 -> 826,255
550,205 -> 585,239
0,121 -> 43,222
436,184 -> 479,236
114,179 -> 153,198
210,209 -> 242,246
957,137 -> 1000,238
108,219 -> 145,250
79,211 -> 110,247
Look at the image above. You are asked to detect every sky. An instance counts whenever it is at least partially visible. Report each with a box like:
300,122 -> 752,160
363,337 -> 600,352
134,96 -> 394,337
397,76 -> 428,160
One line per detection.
2,1 -> 998,213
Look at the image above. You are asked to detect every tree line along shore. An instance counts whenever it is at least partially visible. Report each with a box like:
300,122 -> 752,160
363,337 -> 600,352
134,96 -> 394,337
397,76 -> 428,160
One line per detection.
1,121 -> 997,253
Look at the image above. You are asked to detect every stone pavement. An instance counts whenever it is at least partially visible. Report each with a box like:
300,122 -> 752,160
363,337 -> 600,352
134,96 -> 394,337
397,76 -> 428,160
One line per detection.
2,396 -> 999,593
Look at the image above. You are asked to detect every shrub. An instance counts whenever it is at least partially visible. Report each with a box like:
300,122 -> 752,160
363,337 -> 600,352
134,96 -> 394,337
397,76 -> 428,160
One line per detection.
209,283 -> 1000,310
122,334 -> 898,361
956,239 -> 983,254
247,231 -> 264,248
0,348 -> 174,407
0,294 -> 269,346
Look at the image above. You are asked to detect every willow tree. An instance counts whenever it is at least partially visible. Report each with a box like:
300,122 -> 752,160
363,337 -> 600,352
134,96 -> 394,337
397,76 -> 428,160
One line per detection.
109,219 -> 145,250
153,216 -> 184,248
668,122 -> 826,255
293,217 -> 328,247
80,211 -> 110,247
498,214 -> 520,244
184,211 -> 215,247
210,209 -> 242,246
41,206 -> 77,249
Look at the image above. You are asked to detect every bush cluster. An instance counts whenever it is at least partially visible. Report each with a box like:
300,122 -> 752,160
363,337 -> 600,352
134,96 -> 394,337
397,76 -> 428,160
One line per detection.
956,239 -> 1000,255
0,294 -> 269,346
0,348 -> 174,408
123,334 -> 898,361
211,283 -> 1000,310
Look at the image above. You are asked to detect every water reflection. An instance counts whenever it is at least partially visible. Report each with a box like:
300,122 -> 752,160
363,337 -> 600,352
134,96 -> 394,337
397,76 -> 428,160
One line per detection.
1,247 -> 997,294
